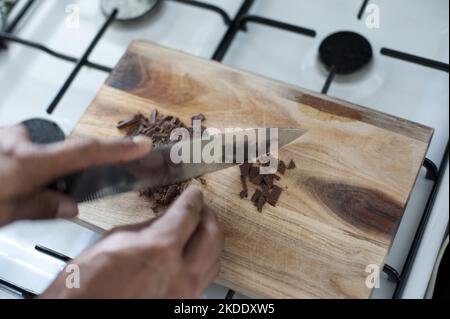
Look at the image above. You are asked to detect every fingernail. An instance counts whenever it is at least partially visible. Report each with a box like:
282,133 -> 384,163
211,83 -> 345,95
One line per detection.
57,201 -> 78,218
132,136 -> 153,152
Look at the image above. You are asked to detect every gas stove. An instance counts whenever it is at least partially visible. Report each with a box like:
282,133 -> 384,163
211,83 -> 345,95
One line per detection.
0,0 -> 448,299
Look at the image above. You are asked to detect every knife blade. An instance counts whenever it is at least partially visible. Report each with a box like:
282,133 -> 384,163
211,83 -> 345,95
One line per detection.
49,128 -> 306,203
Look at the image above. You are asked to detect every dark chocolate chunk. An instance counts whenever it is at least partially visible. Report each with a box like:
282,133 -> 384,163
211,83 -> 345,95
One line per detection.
251,189 -> 262,203
251,175 -> 264,186
249,166 -> 259,179
256,196 -> 267,212
192,113 -> 206,122
239,163 -> 252,177
116,113 -> 143,129
278,160 -> 287,175
288,159 -> 296,169
119,109 -> 190,207
268,185 -> 282,206
240,175 -> 248,192
261,184 -> 270,197
263,175 -> 274,188
163,185 -> 179,205
272,174 -> 281,181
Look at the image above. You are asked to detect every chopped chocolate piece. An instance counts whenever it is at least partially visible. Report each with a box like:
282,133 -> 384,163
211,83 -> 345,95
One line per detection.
261,184 -> 270,197
278,160 -> 287,175
239,163 -> 252,177
116,113 -> 143,129
192,113 -> 206,122
118,109 -> 190,207
268,185 -> 282,206
263,175 -> 274,188
249,166 -> 259,179
239,190 -> 248,199
163,185 -> 179,205
150,109 -> 158,124
288,159 -> 296,169
164,115 -> 174,122
251,189 -> 262,203
251,175 -> 264,186
152,132 -> 169,139
240,175 -> 248,190
256,196 -> 267,212
272,174 -> 281,181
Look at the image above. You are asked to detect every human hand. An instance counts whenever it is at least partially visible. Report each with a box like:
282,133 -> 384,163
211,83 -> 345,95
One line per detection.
0,124 -> 151,226
42,187 -> 224,299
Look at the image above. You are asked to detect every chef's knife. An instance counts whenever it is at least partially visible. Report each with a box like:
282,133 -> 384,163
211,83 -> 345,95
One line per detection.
23,119 -> 306,203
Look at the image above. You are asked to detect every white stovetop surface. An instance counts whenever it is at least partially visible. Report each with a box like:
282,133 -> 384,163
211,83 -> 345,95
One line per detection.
0,0 -> 448,299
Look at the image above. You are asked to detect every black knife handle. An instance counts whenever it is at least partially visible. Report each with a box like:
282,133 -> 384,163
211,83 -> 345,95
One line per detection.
22,118 -> 78,196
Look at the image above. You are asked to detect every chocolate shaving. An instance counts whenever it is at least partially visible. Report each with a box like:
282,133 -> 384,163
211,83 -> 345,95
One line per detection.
261,184 -> 270,197
116,113 -> 143,129
263,175 -> 274,188
250,175 -> 264,186
239,163 -> 252,177
272,174 -> 281,181
288,159 -> 296,169
278,160 -> 287,175
268,185 -> 282,206
164,185 -> 179,205
118,109 -> 204,207
256,196 -> 267,212
251,189 -> 262,203
249,166 -> 259,179
240,175 -> 248,196
192,113 -> 206,122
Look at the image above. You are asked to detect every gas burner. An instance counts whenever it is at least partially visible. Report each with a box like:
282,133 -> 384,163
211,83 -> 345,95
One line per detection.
101,0 -> 161,21
319,31 -> 373,75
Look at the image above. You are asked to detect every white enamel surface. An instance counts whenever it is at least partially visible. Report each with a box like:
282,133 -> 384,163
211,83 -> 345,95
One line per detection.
0,0 -> 448,299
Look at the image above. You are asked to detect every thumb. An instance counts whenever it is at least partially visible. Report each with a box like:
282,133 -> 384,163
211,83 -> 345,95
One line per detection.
1,191 -> 78,225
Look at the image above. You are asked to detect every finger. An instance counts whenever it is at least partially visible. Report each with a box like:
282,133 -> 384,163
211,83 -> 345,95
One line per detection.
147,186 -> 203,248
22,136 -> 152,189
184,206 -> 224,272
0,124 -> 30,150
196,261 -> 221,298
106,218 -> 157,235
0,190 -> 78,226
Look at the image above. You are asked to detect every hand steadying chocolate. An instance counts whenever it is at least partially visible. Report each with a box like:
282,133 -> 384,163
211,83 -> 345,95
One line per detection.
42,187 -> 224,298
0,124 -> 224,298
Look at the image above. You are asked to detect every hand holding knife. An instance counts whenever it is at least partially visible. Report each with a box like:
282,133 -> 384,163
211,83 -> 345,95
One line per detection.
23,119 -> 306,204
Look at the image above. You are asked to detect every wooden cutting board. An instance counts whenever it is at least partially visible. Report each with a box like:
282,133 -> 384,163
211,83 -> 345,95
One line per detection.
71,40 -> 433,299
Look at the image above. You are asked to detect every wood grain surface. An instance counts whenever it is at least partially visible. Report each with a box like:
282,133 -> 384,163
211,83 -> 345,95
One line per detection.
71,40 -> 433,299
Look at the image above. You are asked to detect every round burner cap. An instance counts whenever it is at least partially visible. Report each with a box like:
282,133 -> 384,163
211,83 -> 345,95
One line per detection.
319,31 -> 373,75
101,0 -> 160,21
